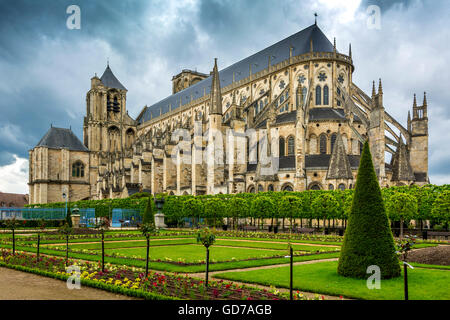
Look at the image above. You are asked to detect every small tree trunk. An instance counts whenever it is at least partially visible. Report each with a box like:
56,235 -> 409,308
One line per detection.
66,235 -> 69,266
37,233 -> 40,262
12,229 -> 15,255
101,231 -> 105,272
145,235 -> 150,276
300,218 -> 303,228
282,218 -> 285,231
205,247 -> 210,288
400,218 -> 404,239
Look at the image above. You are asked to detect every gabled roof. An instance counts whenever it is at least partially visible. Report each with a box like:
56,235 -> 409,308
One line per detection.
138,24 -> 334,124
326,132 -> 353,179
100,65 -> 127,91
36,127 -> 89,151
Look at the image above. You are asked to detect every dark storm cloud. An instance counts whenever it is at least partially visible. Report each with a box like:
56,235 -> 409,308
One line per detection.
0,0 -> 449,187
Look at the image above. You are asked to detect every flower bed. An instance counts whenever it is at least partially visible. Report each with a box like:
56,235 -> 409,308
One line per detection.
0,249 -> 311,300
35,244 -> 338,266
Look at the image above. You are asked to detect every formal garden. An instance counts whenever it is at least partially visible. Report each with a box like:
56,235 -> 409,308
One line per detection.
0,143 -> 449,300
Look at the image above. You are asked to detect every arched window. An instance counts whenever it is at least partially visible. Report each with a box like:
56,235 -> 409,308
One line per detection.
328,184 -> 334,190
268,184 -> 274,191
310,183 -> 321,190
72,161 -> 84,178
315,85 -> 321,105
338,184 -> 346,191
330,133 -> 337,152
258,184 -> 264,193
282,184 -> 293,192
287,136 -> 295,156
323,85 -> 329,105
319,134 -> 327,154
279,137 -> 285,157
248,186 -> 256,193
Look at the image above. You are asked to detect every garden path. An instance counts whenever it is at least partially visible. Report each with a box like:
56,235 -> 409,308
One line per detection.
0,267 -> 137,300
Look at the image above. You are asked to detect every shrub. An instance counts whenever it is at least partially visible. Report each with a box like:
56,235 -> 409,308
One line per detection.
337,141 -> 400,279
431,190 -> 450,228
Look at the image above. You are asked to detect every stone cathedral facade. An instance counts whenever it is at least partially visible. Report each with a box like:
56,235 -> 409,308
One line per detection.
28,24 -> 429,204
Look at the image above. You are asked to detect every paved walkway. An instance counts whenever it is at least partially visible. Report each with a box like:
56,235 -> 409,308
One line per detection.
0,267 -> 137,300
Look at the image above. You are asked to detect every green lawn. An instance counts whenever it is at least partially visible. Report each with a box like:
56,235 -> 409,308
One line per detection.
214,260 -> 450,300
65,238 -> 196,250
92,244 -> 284,263
214,239 -> 339,252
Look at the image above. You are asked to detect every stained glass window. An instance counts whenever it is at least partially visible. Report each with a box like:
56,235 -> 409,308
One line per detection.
287,136 -> 295,156
298,75 -> 306,84
316,85 -> 321,105
318,73 -> 327,81
338,74 -> 344,84
323,85 -> 329,105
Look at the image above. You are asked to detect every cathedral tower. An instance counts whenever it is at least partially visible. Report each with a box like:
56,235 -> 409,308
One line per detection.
409,92 -> 429,183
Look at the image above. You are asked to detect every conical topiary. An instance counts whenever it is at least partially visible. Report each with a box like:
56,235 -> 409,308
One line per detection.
66,203 -> 73,228
337,141 -> 400,279
142,196 -> 155,226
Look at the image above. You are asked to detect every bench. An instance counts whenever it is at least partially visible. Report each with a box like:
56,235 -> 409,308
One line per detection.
425,231 -> 450,240
294,227 -> 315,234
242,226 -> 258,232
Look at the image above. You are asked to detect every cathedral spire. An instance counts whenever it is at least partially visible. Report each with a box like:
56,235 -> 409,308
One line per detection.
209,58 -> 222,115
371,81 -> 376,98
326,132 -> 353,180
391,135 -> 415,182
423,91 -> 428,118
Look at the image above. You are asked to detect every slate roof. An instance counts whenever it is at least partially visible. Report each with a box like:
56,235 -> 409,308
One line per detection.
138,24 -> 334,124
279,155 -> 296,169
309,108 -> 362,123
100,65 -> 127,91
276,111 -> 297,124
305,154 -> 360,169
36,127 -> 89,151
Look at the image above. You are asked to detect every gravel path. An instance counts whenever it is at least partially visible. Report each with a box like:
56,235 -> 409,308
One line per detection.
0,267 -> 137,300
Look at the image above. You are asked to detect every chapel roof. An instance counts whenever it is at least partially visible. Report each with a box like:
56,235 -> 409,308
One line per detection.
100,65 -> 127,91
35,127 -> 89,152
138,24 -> 334,124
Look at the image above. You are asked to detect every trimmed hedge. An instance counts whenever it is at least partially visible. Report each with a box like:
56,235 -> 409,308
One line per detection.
27,184 -> 450,226
337,141 -> 401,279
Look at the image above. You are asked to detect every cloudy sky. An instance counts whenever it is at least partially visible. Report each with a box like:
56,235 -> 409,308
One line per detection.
0,0 -> 449,194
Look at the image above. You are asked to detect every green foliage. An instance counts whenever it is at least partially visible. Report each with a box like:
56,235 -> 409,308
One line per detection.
431,190 -> 450,226
66,204 -> 73,228
142,197 -> 155,226
386,192 -> 418,222
250,196 -> 276,220
227,197 -> 250,219
278,195 -> 303,221
338,141 -> 400,279
203,198 -> 226,227
311,193 -> 339,221
196,227 -> 216,248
